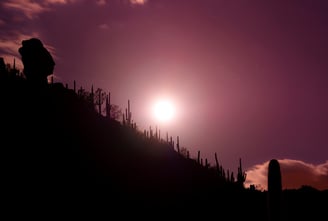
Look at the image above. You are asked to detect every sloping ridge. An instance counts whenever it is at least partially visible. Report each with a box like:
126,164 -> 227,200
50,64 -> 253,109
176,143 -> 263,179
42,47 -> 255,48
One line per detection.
2,79 -> 327,220
1,79 -> 246,217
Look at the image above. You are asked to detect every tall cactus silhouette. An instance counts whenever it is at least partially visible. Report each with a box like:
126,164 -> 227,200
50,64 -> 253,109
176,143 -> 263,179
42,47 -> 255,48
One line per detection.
197,150 -> 200,164
176,136 -> 180,153
106,92 -> 111,119
90,85 -> 94,108
267,159 -> 282,221
214,152 -> 219,172
237,158 -> 246,188
128,99 -> 132,125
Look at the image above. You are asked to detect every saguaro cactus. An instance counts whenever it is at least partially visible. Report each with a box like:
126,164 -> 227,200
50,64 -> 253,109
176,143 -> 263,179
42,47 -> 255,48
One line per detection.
90,85 -> 94,107
214,152 -> 219,172
237,158 -> 246,188
267,159 -> 282,221
127,99 -> 132,125
197,150 -> 200,164
106,92 -> 111,119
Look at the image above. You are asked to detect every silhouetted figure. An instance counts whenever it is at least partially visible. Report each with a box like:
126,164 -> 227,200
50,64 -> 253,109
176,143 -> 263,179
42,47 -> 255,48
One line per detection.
267,159 -> 282,221
18,38 -> 55,85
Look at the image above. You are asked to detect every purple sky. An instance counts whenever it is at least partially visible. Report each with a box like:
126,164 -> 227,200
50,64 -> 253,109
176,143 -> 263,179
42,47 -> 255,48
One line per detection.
1,0 -> 327,190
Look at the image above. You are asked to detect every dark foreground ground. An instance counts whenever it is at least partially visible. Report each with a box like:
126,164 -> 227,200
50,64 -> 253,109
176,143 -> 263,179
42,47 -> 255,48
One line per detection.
1,78 -> 327,220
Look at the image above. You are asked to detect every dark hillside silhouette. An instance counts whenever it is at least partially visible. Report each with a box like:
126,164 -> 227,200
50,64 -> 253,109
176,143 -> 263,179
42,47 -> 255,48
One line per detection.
1,40 -> 327,219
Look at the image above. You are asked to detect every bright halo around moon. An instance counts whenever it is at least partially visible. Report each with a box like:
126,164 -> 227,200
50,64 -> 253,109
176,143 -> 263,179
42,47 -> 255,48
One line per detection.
152,99 -> 176,123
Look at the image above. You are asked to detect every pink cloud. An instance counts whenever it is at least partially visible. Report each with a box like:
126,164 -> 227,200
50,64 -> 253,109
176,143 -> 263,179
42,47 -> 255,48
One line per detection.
3,0 -> 47,19
2,0 -> 76,19
0,39 -> 20,56
2,0 -> 146,21
45,0 -> 75,4
245,159 -> 328,191
130,0 -> 147,5
0,33 -> 40,54
0,33 -> 39,69
96,0 -> 107,6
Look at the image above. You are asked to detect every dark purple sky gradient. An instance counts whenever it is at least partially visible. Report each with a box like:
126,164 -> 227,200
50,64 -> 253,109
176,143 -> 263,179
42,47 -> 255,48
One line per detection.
1,0 -> 327,188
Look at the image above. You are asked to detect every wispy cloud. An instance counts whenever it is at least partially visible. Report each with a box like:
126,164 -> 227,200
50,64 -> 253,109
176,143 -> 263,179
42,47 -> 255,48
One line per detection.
0,39 -> 19,56
0,32 -> 40,69
2,0 -> 47,19
0,32 -> 43,54
96,0 -> 107,6
245,159 -> 328,191
130,0 -> 147,5
45,0 -> 75,4
2,0 -> 147,20
1,0 -> 76,19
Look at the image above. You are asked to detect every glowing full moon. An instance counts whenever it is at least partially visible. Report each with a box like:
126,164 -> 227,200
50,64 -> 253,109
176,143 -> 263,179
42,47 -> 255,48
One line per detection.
152,99 -> 176,123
